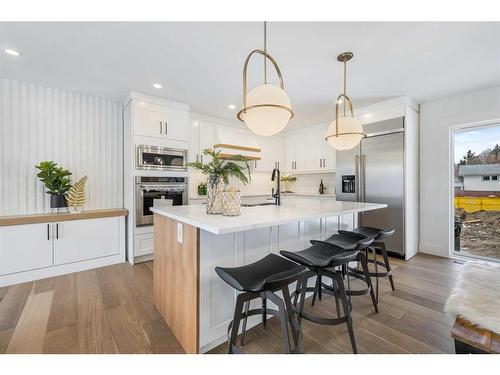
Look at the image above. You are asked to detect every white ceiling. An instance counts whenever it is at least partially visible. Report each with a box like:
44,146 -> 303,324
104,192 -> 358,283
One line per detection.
1,22 -> 499,129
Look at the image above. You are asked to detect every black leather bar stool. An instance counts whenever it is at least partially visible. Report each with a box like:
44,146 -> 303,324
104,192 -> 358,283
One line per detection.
280,233 -> 374,354
215,253 -> 307,354
340,227 -> 395,302
323,232 -> 379,312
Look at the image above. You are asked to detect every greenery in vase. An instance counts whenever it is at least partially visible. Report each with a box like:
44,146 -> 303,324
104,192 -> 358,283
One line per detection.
187,148 -> 251,188
281,174 -> 297,183
35,161 -> 72,195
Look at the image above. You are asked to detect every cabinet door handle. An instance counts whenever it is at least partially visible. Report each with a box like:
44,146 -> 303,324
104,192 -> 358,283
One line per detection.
254,160 -> 257,168
56,223 -> 59,239
320,158 -> 322,168
323,158 -> 326,167
277,161 -> 279,169
196,154 -> 199,162
47,223 -> 50,240
164,120 -> 168,135
159,121 -> 163,134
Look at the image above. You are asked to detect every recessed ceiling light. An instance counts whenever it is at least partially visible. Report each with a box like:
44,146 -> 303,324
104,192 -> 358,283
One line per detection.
153,83 -> 162,89
228,104 -> 236,110
4,48 -> 21,57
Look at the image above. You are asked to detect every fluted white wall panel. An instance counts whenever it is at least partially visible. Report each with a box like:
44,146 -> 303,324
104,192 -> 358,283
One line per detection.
0,78 -> 123,215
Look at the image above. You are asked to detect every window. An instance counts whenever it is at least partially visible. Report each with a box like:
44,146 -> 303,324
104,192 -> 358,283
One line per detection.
492,176 -> 499,181
483,176 -> 491,181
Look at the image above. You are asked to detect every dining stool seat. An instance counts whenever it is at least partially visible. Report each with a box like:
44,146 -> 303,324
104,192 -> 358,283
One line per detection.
339,226 -> 396,302
280,235 -> 374,354
215,254 -> 307,354
215,253 -> 306,293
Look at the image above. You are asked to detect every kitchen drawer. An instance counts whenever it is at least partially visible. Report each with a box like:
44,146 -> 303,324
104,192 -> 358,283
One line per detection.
134,232 -> 154,257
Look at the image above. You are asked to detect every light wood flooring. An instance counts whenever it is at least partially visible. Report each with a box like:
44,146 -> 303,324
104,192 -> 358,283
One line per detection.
0,254 -> 461,354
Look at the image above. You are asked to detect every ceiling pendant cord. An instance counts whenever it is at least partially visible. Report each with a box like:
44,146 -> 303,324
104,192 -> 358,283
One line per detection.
264,21 -> 268,84
343,58 -> 347,117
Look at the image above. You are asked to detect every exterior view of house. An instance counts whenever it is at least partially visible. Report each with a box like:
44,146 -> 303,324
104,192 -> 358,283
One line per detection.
458,164 -> 500,191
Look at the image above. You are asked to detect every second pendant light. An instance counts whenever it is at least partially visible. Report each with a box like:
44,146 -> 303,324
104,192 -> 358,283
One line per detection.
325,52 -> 365,150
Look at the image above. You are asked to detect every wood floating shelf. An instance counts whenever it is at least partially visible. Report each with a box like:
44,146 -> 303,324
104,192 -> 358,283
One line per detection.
218,153 -> 261,161
213,143 -> 261,153
0,208 -> 128,227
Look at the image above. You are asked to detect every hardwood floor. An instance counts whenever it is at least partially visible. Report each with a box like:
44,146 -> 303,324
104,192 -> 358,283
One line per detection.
0,254 -> 460,354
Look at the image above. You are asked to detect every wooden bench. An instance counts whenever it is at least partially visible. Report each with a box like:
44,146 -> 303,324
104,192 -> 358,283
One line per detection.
451,317 -> 500,354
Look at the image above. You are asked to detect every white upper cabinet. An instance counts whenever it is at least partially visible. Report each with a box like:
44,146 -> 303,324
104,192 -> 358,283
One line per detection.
285,133 -> 305,172
255,136 -> 285,172
190,119 -> 215,164
285,126 -> 335,173
133,101 -> 189,141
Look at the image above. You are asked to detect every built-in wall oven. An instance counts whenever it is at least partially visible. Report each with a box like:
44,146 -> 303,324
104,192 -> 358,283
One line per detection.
135,176 -> 188,226
136,145 -> 187,171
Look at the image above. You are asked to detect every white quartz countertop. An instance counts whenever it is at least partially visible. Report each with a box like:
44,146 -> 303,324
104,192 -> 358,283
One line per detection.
151,198 -> 387,235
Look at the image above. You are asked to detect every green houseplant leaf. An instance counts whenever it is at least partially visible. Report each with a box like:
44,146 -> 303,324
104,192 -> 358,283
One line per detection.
187,148 -> 251,188
35,161 -> 72,195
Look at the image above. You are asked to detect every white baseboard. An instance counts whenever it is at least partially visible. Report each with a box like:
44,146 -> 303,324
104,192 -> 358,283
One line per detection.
134,253 -> 154,263
418,242 -> 450,258
0,254 -> 126,287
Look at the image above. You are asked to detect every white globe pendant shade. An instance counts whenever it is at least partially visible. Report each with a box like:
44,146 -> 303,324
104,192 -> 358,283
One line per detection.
240,83 -> 293,136
326,116 -> 364,151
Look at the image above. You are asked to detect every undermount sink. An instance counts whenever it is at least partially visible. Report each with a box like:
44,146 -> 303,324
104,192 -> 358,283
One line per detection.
240,202 -> 276,207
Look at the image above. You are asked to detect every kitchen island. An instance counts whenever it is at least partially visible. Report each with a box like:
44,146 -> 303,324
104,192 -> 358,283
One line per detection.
151,197 -> 387,353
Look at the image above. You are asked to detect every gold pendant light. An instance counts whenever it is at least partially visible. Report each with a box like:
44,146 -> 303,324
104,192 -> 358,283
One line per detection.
237,22 -> 293,136
325,52 -> 365,150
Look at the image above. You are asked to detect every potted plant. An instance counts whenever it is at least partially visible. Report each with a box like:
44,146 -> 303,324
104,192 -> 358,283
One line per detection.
35,161 -> 72,208
187,149 -> 251,214
281,174 -> 297,193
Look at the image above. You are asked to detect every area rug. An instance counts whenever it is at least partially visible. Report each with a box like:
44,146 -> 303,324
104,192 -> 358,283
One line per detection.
444,260 -> 500,333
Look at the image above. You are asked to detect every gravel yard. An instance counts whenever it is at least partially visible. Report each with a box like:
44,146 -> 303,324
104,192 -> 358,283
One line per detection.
455,209 -> 500,260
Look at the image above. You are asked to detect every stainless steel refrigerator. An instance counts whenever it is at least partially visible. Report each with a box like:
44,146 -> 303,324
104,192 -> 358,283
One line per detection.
335,117 -> 405,256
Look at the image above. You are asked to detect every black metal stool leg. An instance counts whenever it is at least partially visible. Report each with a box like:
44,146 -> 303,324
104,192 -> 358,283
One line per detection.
380,242 -> 395,291
311,273 -> 321,306
282,286 -> 302,351
371,246 -> 380,302
262,297 -> 267,328
240,301 -> 250,346
266,291 -> 292,353
332,271 -> 357,354
359,251 -> 378,313
228,294 -> 246,354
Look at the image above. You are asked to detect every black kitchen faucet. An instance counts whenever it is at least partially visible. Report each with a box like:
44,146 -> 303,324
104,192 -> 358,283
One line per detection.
271,167 -> 281,206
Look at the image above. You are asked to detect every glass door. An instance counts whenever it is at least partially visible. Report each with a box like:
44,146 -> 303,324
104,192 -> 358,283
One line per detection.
453,123 -> 500,261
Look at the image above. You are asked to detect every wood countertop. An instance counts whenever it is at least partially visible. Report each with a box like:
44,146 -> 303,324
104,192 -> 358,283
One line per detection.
0,208 -> 128,227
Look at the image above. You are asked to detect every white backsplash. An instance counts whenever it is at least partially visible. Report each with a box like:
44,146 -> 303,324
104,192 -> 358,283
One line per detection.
286,173 -> 336,195
189,170 -> 336,197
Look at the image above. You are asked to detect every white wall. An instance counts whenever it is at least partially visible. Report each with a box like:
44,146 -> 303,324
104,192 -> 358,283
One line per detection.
0,78 -> 123,215
463,175 -> 500,191
419,86 -> 500,257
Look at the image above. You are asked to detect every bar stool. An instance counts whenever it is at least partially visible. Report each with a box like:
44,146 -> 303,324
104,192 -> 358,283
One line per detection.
340,227 -> 395,302
323,232 -> 379,312
280,234 -> 374,354
215,253 -> 307,354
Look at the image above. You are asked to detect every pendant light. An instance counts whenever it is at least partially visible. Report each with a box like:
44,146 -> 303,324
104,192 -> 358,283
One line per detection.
325,52 -> 365,150
237,22 -> 293,136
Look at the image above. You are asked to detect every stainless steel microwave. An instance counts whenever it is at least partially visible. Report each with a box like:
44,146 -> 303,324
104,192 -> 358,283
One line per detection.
136,145 -> 187,171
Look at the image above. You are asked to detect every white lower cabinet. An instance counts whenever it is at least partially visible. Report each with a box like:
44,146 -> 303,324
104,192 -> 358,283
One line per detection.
134,232 -> 154,257
0,223 -> 53,275
0,215 -> 125,287
54,217 -> 121,265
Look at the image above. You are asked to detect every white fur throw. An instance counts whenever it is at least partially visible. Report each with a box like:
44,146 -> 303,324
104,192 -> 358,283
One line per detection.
444,261 -> 500,334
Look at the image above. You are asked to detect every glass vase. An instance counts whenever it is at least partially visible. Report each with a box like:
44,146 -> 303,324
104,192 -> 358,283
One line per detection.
206,176 -> 225,214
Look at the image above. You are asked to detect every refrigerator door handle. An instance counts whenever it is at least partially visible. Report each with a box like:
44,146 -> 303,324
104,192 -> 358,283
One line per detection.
362,154 -> 367,202
355,155 -> 360,202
